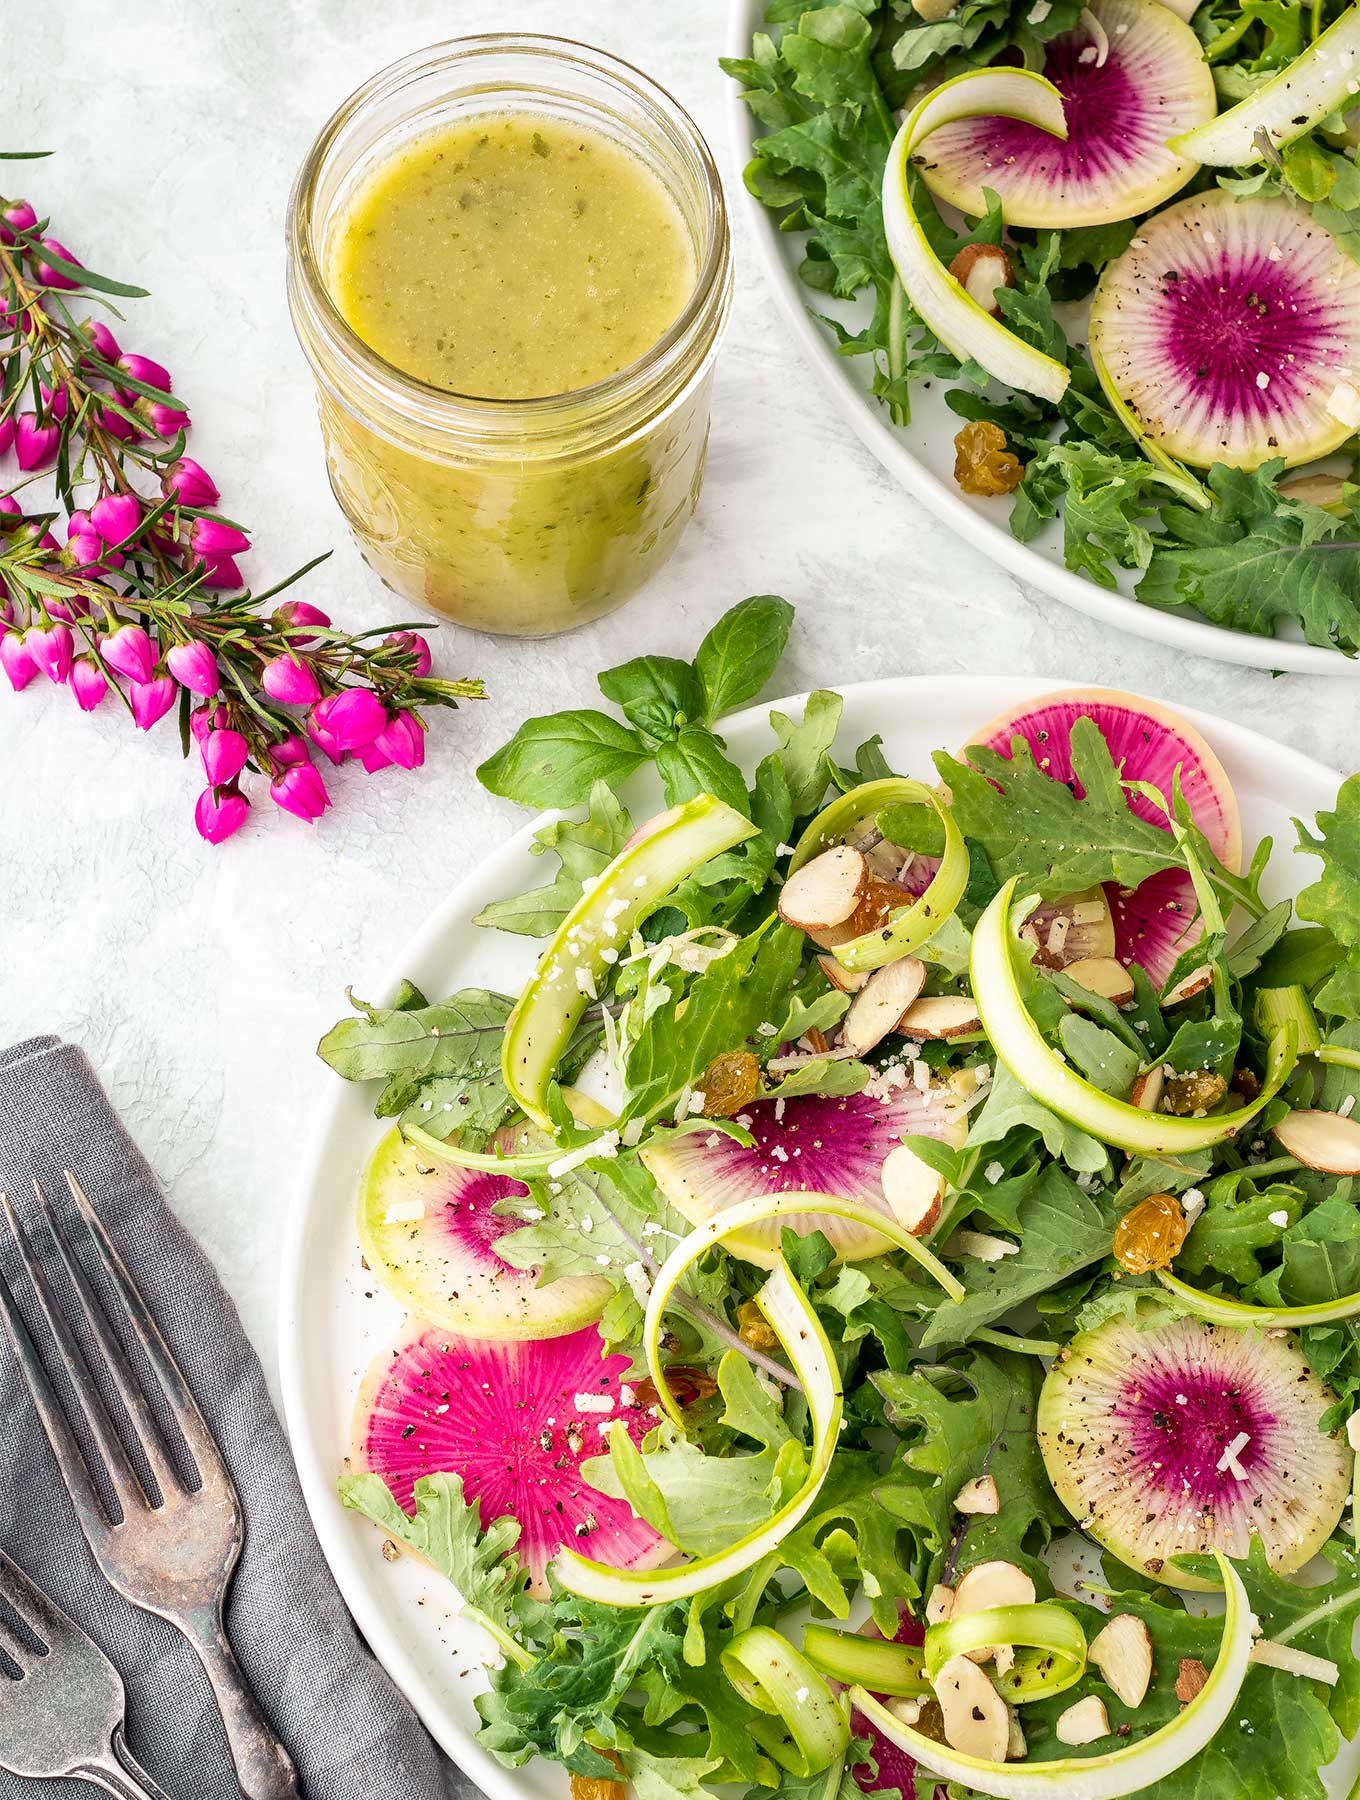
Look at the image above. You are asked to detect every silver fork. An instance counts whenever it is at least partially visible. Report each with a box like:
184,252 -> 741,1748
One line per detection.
0,1174 -> 300,1800
0,1545 -> 172,1799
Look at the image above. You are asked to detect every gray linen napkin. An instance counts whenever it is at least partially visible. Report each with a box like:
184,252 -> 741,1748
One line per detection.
0,1035 -> 469,1800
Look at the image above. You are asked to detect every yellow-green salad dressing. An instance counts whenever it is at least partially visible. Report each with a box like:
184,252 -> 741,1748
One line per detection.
332,114 -> 696,400
319,112 -> 711,635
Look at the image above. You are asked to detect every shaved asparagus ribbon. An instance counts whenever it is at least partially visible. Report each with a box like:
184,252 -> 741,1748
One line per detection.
1171,5 -> 1360,163
722,1627 -> 851,1776
882,70 -> 1071,404
551,1192 -> 963,1606
1087,340 -> 1211,511
853,1552 -> 1251,1799
972,879 -> 1298,1154
402,1122 -> 562,1177
789,777 -> 970,971
502,794 -> 757,1127
925,1602 -> 1087,1703
1158,1267 -> 1360,1327
802,1623 -> 929,1696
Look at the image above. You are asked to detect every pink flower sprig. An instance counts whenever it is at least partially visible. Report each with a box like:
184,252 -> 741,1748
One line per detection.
0,177 -> 484,844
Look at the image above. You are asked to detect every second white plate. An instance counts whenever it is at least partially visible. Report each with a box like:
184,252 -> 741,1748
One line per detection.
723,0 -> 1359,677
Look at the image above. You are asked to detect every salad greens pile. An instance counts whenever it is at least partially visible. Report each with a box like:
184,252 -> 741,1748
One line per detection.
321,598 -> 1360,1800
723,1 -> 1360,654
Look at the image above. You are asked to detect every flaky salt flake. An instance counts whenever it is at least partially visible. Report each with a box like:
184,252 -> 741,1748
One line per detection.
984,1160 -> 1005,1184
1215,1431 -> 1250,1480
1268,1209 -> 1289,1228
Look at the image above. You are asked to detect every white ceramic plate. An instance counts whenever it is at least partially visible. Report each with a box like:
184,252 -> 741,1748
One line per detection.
279,676 -> 1356,1796
723,1 -> 1360,678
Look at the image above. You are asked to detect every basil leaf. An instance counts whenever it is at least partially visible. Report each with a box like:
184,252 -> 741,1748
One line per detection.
478,709 -> 648,807
598,654 -> 703,740
694,594 -> 795,723
656,728 -> 751,816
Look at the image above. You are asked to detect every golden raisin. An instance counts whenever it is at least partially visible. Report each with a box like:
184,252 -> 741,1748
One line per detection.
953,420 -> 1023,497
1163,1068 -> 1228,1116
632,1367 -> 718,1411
571,1752 -> 627,1800
698,1050 -> 760,1119
1113,1193 -> 1188,1275
737,1299 -> 781,1351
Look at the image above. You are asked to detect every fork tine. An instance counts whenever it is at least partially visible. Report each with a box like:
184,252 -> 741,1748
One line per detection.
0,1188 -> 148,1523
31,1182 -> 185,1505
0,1250 -> 111,1543
0,1551 -> 61,1652
0,1610 -> 37,1673
62,1171 -> 230,1491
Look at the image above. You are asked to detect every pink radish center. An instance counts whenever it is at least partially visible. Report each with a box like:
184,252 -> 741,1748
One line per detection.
1156,253 -> 1344,429
709,1093 -> 918,1192
444,1170 -> 530,1271
969,34 -> 1146,190
1113,1358 -> 1278,1510
358,1327 -> 662,1584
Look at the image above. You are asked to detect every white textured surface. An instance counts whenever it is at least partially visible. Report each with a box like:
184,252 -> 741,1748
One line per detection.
2,0 -> 1355,1384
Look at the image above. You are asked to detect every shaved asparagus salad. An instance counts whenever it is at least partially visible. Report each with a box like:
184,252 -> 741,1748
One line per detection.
320,596 -> 1360,1800
725,0 -> 1360,655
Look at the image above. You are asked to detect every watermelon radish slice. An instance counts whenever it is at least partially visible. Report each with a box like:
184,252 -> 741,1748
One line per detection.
639,1084 -> 968,1268
1089,190 -> 1360,470
916,0 -> 1214,229
850,1615 -> 927,1795
1037,1313 -> 1351,1587
349,1322 -> 668,1595
965,687 -> 1241,985
357,1127 -> 608,1341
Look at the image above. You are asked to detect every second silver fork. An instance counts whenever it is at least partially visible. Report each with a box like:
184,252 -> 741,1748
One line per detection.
0,1174 -> 300,1800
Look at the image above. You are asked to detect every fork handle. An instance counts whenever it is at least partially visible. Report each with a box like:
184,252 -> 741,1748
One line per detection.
74,1733 -> 175,1800
190,1623 -> 302,1800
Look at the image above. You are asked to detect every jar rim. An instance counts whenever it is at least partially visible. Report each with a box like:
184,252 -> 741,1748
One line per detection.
286,33 -> 732,448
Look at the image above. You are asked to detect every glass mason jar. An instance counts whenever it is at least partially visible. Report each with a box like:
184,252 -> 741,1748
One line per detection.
286,36 -> 733,638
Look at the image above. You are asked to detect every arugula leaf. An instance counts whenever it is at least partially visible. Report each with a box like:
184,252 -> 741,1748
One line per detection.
621,920 -> 805,1124
874,1346 -> 1063,1593
339,1471 -> 539,1666
1297,773 -> 1360,955
694,594 -> 795,723
1139,462 -> 1360,654
925,1161 -> 1120,1344
475,781 -> 631,938
1012,440 -> 1166,588
966,1061 -> 1109,1174
935,716 -> 1186,898
770,690 -> 843,818
317,986 -> 514,1125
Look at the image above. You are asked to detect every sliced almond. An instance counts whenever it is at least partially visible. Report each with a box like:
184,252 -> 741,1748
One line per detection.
1175,1658 -> 1208,1703
882,1142 -> 944,1236
1273,1108 -> 1360,1176
933,1655 -> 1010,1762
886,1695 -> 925,1726
952,1562 -> 1036,1663
816,953 -> 868,995
1055,1695 -> 1110,1746
994,1644 -> 1016,1679
1064,956 -> 1134,1005
843,957 -> 927,1057
1279,471 -> 1347,508
1088,1613 -> 1153,1709
805,875 -> 908,952
1129,1066 -> 1165,1112
925,1583 -> 955,1625
1006,1707 -> 1026,1760
1164,965 -> 1213,1007
898,995 -> 982,1039
912,0 -> 957,19
779,846 -> 868,934
946,243 -> 1015,319
954,1474 -> 1000,1516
